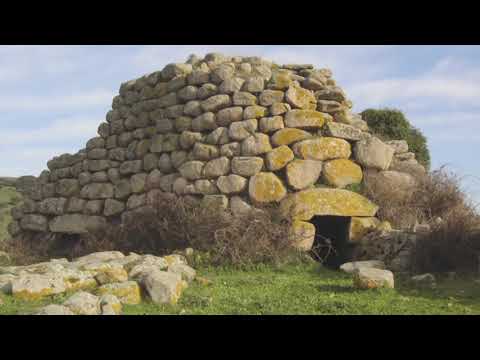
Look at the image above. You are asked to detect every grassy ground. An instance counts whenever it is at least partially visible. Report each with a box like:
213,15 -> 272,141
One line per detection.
1,262 -> 480,315
0,185 -> 22,242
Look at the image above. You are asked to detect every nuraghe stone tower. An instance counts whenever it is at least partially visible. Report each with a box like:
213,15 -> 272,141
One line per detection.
8,53 -> 425,253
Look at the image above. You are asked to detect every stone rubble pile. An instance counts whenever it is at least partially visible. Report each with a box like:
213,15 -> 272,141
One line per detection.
7,52 -> 425,252
0,250 -> 197,315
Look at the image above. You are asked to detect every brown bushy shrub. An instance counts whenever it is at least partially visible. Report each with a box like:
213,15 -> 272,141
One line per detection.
92,195 -> 296,267
362,166 -> 476,230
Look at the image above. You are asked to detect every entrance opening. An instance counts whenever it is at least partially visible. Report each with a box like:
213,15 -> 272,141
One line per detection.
310,216 -> 352,269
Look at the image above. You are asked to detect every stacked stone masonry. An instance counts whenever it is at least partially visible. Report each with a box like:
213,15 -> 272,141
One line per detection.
9,53 -> 426,251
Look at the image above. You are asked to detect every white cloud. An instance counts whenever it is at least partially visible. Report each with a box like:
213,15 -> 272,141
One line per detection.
1,116 -> 100,146
0,89 -> 114,112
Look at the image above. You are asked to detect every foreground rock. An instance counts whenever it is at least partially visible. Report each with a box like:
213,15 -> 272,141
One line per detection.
352,268 -> 394,289
411,273 -> 436,288
0,250 -> 197,314
340,260 -> 386,274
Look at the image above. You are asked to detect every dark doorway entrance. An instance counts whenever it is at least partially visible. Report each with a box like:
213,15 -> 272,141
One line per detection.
310,216 -> 352,269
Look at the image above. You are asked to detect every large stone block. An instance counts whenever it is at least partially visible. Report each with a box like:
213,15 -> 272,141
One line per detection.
284,110 -> 329,129
354,137 -> 394,170
249,172 -> 287,203
80,183 -> 114,200
322,159 -> 363,188
286,160 -> 323,190
293,137 -> 351,161
49,214 -> 107,233
280,188 -> 378,221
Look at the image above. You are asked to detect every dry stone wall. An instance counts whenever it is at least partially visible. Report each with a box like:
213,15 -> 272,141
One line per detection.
8,53 -> 425,251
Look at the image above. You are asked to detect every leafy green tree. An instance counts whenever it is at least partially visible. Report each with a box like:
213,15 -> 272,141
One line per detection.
361,108 -> 431,169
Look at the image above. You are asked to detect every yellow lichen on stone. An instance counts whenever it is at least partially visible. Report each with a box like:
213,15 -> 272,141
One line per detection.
377,221 -> 392,231
271,128 -> 313,146
265,145 -> 294,171
293,137 -> 351,161
13,288 -> 54,301
349,217 -> 381,242
285,85 -> 316,110
284,110 -> 328,129
289,220 -> 316,251
96,281 -> 142,305
280,188 -> 379,220
269,69 -> 292,90
323,159 -> 363,188
249,172 -> 287,203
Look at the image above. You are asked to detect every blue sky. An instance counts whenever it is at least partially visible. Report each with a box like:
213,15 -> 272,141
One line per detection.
0,45 -> 479,204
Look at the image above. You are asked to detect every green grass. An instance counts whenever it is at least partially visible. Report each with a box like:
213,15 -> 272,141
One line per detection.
0,185 -> 21,242
2,262 -> 479,315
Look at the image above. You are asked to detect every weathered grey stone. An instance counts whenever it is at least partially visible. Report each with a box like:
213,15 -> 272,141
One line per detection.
91,171 -> 108,183
11,272 -> 66,300
217,175 -> 247,194
205,127 -> 230,145
201,194 -> 229,210
143,153 -> 158,172
324,122 -> 363,141
259,116 -> 284,133
38,198 -> 67,215
286,160 -> 323,190
155,118 -> 174,134
194,180 -> 219,195
119,160 -> 143,175
230,196 -> 253,216
201,94 -> 231,112
232,91 -> 257,106
265,145 -> 294,171
20,214 -> 48,232
86,137 -> 105,150
270,102 -> 291,116
114,180 -> 132,200
127,193 -> 146,210
78,172 -> 91,186
385,140 -> 409,154
35,304 -> 75,315
161,63 -> 193,81
170,150 -> 188,169
243,105 -> 268,119
197,83 -> 218,100
158,153 -> 174,173
167,76 -> 187,93
159,173 -> 181,193
173,177 -> 189,195
118,132 -> 133,147
353,268 -> 394,289
187,70 -> 210,86
242,76 -> 265,93
354,137 -> 395,170
203,157 -> 230,179
317,99 -> 344,114
192,112 -> 217,132
80,183 -> 114,200
192,143 -> 219,161
220,142 -> 241,158
63,291 -> 101,315
179,161 -> 205,181
179,131 -> 203,149
285,85 -> 316,110
84,200 -> 104,215
216,106 -> 243,126
139,270 -> 186,305
86,159 -> 110,172
108,148 -> 126,162
130,173 -> 148,193
175,116 -> 192,132
231,157 -> 263,177
66,197 -> 86,213
241,133 -> 272,156
259,90 -> 284,106
168,263 -> 196,283
104,199 -> 125,217
229,119 -> 258,141
49,214 -> 106,233
314,86 -> 347,102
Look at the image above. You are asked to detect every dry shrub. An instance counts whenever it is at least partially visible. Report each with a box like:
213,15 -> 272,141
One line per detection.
363,165 -> 480,273
96,195 -> 297,267
362,166 -> 475,229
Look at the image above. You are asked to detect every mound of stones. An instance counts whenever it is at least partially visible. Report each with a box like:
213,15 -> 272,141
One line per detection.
7,52 -> 425,252
0,250 -> 197,315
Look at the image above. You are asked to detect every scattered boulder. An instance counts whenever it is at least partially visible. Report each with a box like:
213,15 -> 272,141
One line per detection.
353,268 -> 394,289
63,291 -> 101,315
340,260 -> 386,274
35,304 -> 75,315
139,270 -> 187,305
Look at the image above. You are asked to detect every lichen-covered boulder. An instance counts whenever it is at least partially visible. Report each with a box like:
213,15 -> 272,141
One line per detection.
289,220 -> 316,251
286,160 -> 322,190
280,188 -> 378,221
96,281 -> 142,305
284,110 -> 328,129
271,128 -> 312,146
293,137 -> 351,161
35,304 -> 75,315
63,291 -> 101,315
249,172 -> 287,203
322,159 -> 363,188
11,274 -> 66,300
349,217 -> 381,242
265,145 -> 294,171
353,268 -> 394,289
139,270 -> 187,305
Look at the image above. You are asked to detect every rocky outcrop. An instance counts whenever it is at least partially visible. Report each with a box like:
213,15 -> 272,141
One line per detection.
0,250 -> 197,315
